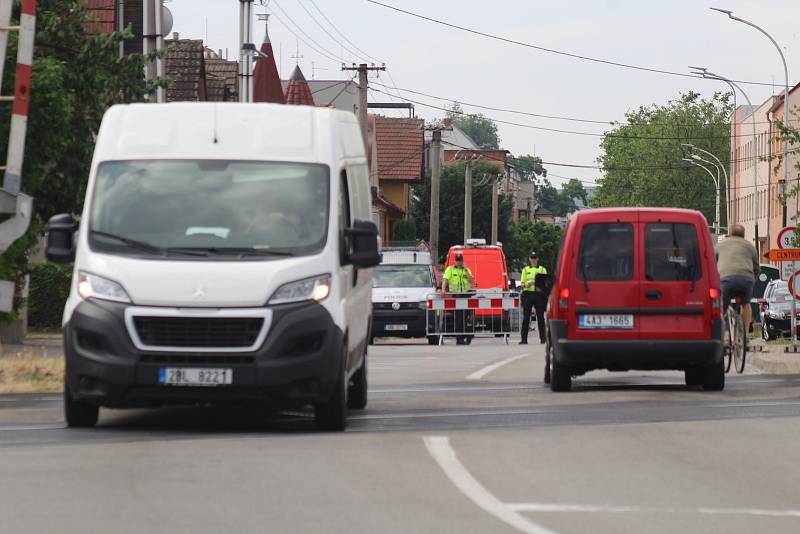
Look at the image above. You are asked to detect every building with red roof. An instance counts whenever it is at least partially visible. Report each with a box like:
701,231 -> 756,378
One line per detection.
284,65 -> 316,106
252,16 -> 285,104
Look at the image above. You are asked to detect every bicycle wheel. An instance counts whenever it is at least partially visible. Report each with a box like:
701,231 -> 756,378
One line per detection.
732,313 -> 746,374
723,311 -> 733,373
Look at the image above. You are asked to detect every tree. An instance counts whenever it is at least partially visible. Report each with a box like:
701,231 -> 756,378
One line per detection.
0,0 -> 159,317
560,178 -> 588,208
446,103 -> 500,150
411,160 -> 513,263
505,219 -> 563,273
593,91 -> 732,228
0,0 -> 160,222
512,154 -> 547,181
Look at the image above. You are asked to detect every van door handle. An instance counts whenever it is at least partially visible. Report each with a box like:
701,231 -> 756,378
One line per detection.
645,290 -> 662,300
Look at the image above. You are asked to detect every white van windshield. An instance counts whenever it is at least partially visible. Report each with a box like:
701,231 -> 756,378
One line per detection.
89,160 -> 329,258
373,265 -> 434,288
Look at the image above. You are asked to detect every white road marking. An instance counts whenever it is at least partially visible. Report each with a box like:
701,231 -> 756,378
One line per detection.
424,436 -> 558,534
507,502 -> 800,518
351,407 -> 549,420
0,396 -> 61,403
467,353 -> 529,381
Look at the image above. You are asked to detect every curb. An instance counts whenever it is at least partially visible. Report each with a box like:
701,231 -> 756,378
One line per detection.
748,352 -> 800,375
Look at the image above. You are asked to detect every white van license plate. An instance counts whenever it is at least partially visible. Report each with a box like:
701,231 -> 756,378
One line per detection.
159,368 -> 233,386
385,324 -> 408,331
578,314 -> 634,329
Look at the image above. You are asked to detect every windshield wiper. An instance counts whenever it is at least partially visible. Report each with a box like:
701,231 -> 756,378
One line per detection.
90,230 -> 163,254
167,247 -> 295,258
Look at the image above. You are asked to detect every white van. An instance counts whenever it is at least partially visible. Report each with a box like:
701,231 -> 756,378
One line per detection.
371,248 -> 437,344
46,103 -> 380,431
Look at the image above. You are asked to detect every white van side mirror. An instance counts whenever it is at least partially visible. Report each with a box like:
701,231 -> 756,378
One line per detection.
46,213 -> 78,264
345,219 -> 381,268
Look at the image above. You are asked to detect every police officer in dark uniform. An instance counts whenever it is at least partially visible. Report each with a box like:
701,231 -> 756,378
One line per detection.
519,252 -> 548,344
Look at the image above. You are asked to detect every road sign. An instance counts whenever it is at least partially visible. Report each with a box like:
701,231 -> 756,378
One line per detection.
789,273 -> 800,300
782,261 -> 797,282
778,226 -> 799,249
769,248 -> 800,262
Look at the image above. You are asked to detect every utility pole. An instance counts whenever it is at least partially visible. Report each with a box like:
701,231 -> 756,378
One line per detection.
342,63 -> 386,173
143,0 -> 167,103
491,176 -> 499,245
464,158 -> 473,244
429,129 -> 442,262
238,0 -> 255,103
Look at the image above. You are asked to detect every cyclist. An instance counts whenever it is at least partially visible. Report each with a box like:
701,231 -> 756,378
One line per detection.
715,223 -> 760,338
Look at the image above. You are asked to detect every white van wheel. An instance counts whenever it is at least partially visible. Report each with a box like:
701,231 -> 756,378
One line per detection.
315,346 -> 348,431
347,353 -> 367,410
64,381 -> 99,428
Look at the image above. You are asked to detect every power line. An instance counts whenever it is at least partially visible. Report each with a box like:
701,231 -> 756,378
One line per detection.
370,81 -> 773,127
364,0 -> 775,88
370,87 -> 761,141
295,0 -> 364,61
270,0 -> 344,64
309,0 -> 384,64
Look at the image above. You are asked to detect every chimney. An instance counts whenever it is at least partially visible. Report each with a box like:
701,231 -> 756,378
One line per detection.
443,117 -> 452,129
172,32 -> 179,40
218,49 -> 223,58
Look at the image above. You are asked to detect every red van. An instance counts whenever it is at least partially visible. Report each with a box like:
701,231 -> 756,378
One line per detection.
545,208 -> 724,392
444,241 -> 510,336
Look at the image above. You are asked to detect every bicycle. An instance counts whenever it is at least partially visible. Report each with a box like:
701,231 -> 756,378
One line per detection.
723,294 -> 747,374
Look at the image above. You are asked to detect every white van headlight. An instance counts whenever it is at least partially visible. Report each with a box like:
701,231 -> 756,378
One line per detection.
269,275 -> 331,305
77,272 -> 132,304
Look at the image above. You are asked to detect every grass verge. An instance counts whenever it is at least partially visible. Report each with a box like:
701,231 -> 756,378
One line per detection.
0,355 -> 63,394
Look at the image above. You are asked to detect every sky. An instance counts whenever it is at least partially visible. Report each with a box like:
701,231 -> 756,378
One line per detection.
166,0 -> 800,186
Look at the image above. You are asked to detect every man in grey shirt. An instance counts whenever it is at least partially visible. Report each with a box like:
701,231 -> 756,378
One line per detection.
715,223 -> 760,335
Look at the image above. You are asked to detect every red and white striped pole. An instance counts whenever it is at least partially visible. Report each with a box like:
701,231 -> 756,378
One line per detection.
2,0 -> 36,194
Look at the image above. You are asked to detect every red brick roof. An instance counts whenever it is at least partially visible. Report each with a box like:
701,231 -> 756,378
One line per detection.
164,39 -> 206,102
253,23 -> 285,104
82,0 -> 116,34
375,117 -> 425,181
285,66 -> 315,106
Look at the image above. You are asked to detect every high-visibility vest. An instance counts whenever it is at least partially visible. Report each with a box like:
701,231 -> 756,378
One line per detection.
521,265 -> 547,292
443,266 -> 473,293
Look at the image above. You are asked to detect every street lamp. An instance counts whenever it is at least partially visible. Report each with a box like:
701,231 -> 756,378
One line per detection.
683,158 -> 721,235
682,143 -> 729,229
691,67 -> 759,246
711,8 -> 790,227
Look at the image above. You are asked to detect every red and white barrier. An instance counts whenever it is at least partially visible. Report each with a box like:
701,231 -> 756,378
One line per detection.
2,0 -> 36,194
427,295 -> 519,311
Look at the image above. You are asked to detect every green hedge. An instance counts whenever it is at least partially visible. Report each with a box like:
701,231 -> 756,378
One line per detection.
28,262 -> 73,329
393,219 -> 416,242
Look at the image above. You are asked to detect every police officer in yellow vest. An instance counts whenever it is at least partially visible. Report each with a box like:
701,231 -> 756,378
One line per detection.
442,253 -> 475,345
520,252 -> 548,344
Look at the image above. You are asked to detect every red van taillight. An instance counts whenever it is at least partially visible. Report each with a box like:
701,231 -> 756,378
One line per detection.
559,287 -> 570,310
709,288 -> 721,319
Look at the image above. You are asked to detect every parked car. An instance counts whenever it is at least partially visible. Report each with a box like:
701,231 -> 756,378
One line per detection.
752,264 -> 780,324
760,279 -> 797,341
46,103 -> 380,431
545,208 -> 724,392
371,248 -> 438,344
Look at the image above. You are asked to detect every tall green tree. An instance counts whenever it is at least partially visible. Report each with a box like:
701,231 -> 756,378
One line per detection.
0,0 -> 160,223
411,161 -> 513,263
505,219 -> 563,272
593,91 -> 732,227
446,102 -> 500,150
512,154 -> 547,181
0,0 -> 158,316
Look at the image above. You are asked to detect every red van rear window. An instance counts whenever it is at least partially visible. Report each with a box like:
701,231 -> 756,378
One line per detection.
645,223 -> 701,281
577,223 -> 634,281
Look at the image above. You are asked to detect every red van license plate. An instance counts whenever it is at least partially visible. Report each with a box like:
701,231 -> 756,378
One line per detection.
578,314 -> 634,329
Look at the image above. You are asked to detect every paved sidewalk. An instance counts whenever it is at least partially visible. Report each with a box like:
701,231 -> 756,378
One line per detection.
748,338 -> 800,374
0,334 -> 63,359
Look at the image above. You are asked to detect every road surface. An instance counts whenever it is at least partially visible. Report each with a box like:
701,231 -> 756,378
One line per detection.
2,338 -> 800,534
